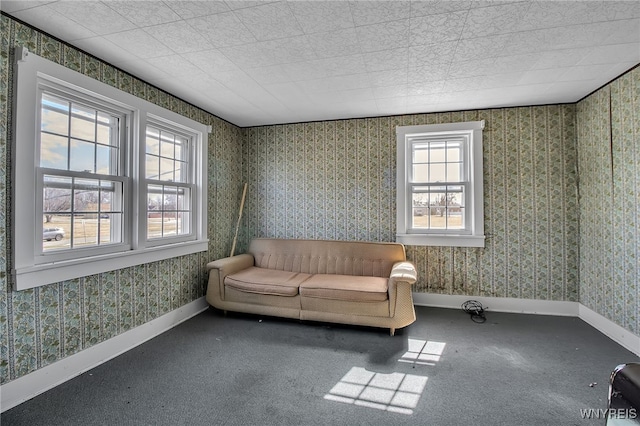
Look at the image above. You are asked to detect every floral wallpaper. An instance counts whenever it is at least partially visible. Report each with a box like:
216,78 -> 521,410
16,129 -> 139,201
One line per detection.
577,67 -> 639,335
241,106 -> 580,302
0,15 -> 244,385
1,12 -> 638,390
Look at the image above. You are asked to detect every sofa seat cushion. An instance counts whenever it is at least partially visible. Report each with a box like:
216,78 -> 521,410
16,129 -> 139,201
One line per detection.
224,267 -> 311,297
299,274 -> 388,302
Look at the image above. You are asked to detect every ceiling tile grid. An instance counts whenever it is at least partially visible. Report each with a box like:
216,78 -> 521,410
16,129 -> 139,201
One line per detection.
1,0 -> 639,126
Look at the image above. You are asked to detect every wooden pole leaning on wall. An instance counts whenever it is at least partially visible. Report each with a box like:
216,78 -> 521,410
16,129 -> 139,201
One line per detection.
230,183 -> 248,257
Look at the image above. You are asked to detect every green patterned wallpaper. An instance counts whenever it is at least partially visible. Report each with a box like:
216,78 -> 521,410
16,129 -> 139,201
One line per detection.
241,106 -> 580,301
577,67 -> 639,335
0,15 -> 243,385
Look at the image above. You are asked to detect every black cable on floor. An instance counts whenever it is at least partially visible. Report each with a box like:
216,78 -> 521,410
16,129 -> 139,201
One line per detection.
462,300 -> 486,323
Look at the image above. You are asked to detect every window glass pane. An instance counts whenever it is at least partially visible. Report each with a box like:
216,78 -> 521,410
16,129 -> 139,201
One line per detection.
429,163 -> 446,182
44,175 -> 72,213
95,145 -> 110,175
413,146 -> 428,163
446,163 -> 461,181
430,146 -> 446,163
176,212 -> 190,235
412,164 -> 428,182
446,144 -> 461,161
146,155 -> 160,180
70,103 -> 96,141
42,213 -> 69,251
146,127 -> 160,155
160,131 -> 175,158
96,112 -> 113,145
69,139 -> 95,172
41,96 -> 69,135
159,158 -> 174,181
74,178 -> 100,212
40,133 -> 69,169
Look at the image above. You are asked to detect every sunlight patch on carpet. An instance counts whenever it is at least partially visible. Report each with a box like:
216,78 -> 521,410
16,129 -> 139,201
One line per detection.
324,367 -> 429,415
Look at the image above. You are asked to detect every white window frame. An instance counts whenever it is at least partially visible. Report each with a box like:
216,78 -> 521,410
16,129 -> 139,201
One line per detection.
396,121 -> 485,248
11,47 -> 209,290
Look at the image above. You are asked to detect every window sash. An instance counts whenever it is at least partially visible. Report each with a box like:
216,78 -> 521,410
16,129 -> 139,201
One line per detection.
36,168 -> 130,262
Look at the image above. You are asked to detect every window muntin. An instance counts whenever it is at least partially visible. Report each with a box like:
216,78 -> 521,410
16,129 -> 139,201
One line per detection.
396,121 -> 484,248
144,124 -> 194,243
12,47 -> 209,291
409,136 -> 468,233
38,89 -> 127,258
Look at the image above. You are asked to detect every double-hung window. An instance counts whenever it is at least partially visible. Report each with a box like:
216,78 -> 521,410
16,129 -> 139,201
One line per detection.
12,48 -> 209,290
396,121 -> 485,248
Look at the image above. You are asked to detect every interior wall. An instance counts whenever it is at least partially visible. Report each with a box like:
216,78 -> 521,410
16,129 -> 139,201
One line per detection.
577,66 -> 639,336
0,15 -> 244,385
241,106 -> 580,301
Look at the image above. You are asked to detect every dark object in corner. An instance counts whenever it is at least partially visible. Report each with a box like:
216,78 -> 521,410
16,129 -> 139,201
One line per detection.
607,363 -> 640,425
462,300 -> 486,323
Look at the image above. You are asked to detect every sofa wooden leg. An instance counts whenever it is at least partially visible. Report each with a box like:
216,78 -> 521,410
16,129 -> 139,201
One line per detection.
390,327 -> 395,336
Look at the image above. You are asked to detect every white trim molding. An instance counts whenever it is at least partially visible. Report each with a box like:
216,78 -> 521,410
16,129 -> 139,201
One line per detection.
413,293 -> 640,357
1,297 -> 209,413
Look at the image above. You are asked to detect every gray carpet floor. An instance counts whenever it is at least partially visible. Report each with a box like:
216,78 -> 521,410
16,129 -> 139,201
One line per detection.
2,305 -> 637,426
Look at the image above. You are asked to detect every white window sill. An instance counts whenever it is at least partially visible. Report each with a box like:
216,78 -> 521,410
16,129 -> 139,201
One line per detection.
13,239 -> 209,291
396,233 -> 485,248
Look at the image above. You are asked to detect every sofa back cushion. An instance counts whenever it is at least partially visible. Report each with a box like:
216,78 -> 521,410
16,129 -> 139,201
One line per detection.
249,238 -> 406,278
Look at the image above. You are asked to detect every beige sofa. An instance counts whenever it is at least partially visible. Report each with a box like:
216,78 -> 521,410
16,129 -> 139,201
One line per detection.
206,238 -> 417,335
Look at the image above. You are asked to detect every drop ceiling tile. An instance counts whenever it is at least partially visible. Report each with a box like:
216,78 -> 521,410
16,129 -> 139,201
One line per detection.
408,40 -> 458,67
362,48 -> 409,72
409,0 -> 471,17
48,1 -> 137,35
461,2 -> 531,39
72,36 -> 140,66
518,68 -> 566,85
104,29 -> 176,59
165,1 -> 231,20
104,1 -> 182,27
233,2 -> 304,41
288,1 -> 354,34
350,1 -> 411,26
604,18 -> 640,44
219,36 -> 316,68
407,65 -> 449,84
368,69 -> 408,87
557,63 -> 621,83
180,49 -> 242,74
11,5 -> 96,41
312,55 -> 368,78
0,1 -> 52,13
144,21 -> 214,54
406,81 -> 445,96
310,87 -> 375,104
244,64 -> 292,85
301,73 -> 372,93
372,84 -> 408,99
187,12 -> 257,47
577,43 -> 640,66
530,48 -> 592,70
376,97 -> 407,116
306,28 -> 361,59
356,19 -> 410,53
145,54 -> 203,77
410,11 -> 468,45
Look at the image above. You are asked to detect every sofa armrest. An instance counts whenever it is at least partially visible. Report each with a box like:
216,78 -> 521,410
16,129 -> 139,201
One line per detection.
390,261 -> 417,285
207,253 -> 254,275
388,261 -> 417,318
206,254 -> 254,303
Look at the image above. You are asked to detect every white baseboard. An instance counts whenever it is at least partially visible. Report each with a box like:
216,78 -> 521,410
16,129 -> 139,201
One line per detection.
578,304 -> 640,359
1,297 -> 209,413
412,293 -> 579,316
412,293 -> 640,357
